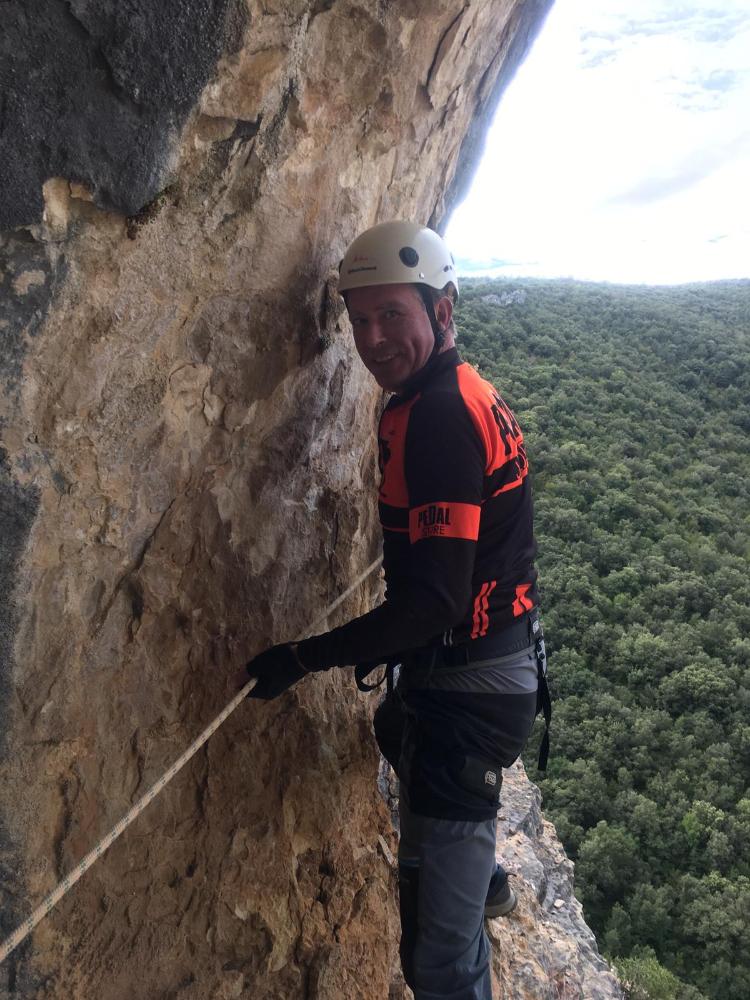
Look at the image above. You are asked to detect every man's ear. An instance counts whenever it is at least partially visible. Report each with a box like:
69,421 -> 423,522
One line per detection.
435,295 -> 453,331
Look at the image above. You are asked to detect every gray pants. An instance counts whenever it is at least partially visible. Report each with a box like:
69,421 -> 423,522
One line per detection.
398,794 -> 497,1000
375,643 -> 539,1000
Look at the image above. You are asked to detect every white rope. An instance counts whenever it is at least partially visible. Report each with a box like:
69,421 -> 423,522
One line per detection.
0,556 -> 382,966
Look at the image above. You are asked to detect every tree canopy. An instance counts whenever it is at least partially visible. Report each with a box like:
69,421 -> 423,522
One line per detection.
455,277 -> 750,1000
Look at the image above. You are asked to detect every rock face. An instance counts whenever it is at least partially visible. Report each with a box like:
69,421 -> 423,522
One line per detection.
0,0 -> 246,229
489,763 -> 623,999
481,289 -> 528,307
0,1 -> 619,997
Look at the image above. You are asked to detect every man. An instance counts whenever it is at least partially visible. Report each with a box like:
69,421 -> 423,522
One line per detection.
245,221 -> 548,1000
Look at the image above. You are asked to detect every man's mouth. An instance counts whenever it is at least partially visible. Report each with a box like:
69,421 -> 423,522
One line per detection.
371,353 -> 398,366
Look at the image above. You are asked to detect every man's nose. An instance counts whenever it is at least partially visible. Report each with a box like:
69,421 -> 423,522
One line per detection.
359,319 -> 387,348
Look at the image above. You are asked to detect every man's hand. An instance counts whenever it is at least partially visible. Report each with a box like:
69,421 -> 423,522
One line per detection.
245,643 -> 309,700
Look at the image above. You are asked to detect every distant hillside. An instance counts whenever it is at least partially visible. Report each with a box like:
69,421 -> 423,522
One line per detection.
455,278 -> 750,1000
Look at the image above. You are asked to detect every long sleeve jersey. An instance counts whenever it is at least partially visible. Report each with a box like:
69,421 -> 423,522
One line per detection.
299,347 -> 538,671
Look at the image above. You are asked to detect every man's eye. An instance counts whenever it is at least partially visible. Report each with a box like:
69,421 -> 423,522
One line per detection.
384,310 -> 400,320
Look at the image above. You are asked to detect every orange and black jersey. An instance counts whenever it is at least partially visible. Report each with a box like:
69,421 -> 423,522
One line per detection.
378,347 -> 538,642
300,348 -> 538,671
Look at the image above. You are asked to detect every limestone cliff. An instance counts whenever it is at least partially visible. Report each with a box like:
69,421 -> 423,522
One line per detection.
0,2 -> 621,997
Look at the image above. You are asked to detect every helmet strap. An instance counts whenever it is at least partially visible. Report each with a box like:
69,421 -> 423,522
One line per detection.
416,284 -> 445,355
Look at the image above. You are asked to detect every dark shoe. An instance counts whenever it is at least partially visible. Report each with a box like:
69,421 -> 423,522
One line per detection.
484,865 -> 517,918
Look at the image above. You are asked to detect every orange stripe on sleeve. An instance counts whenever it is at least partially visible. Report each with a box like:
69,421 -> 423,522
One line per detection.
479,580 -> 496,637
470,580 -> 497,638
471,583 -> 490,639
408,501 -> 481,543
512,583 -> 534,617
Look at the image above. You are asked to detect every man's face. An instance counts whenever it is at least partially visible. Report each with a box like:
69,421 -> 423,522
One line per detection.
346,283 -> 435,392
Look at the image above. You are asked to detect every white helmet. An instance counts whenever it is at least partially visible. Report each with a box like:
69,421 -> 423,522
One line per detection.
338,220 -> 459,298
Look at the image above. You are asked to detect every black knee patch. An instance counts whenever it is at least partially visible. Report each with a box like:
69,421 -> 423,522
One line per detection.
373,694 -> 405,775
398,862 -> 420,989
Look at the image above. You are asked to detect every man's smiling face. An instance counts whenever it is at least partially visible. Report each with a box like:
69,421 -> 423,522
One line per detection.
346,283 -> 436,392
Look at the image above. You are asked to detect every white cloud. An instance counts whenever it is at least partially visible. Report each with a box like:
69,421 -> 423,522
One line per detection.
609,130 -> 750,205
447,0 -> 750,284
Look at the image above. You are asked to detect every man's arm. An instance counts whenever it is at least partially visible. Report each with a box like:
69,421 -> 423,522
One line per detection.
297,389 -> 485,670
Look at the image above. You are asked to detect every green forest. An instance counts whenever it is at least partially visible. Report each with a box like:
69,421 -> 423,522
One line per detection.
454,277 -> 750,1000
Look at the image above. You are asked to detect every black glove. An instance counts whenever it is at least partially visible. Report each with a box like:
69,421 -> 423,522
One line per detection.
246,643 -> 309,700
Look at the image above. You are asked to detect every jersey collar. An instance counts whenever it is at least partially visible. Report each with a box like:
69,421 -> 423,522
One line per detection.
388,347 -> 462,402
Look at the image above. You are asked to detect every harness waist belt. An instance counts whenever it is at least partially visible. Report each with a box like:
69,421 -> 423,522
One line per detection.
406,610 -> 540,670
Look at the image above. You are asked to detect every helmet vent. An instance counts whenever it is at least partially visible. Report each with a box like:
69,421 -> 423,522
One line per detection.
399,246 -> 419,267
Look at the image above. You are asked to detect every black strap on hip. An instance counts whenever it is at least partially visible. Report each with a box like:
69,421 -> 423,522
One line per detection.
531,616 -> 552,771
355,613 -> 552,769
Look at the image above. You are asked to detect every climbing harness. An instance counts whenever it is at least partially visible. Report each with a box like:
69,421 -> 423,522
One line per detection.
354,657 -> 397,693
532,617 -> 552,771
0,556 -> 383,967
363,611 -> 552,772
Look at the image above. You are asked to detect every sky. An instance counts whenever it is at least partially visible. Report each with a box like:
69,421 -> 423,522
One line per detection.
446,0 -> 750,285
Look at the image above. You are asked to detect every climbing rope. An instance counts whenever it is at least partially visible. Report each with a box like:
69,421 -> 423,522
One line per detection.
0,556 -> 383,966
